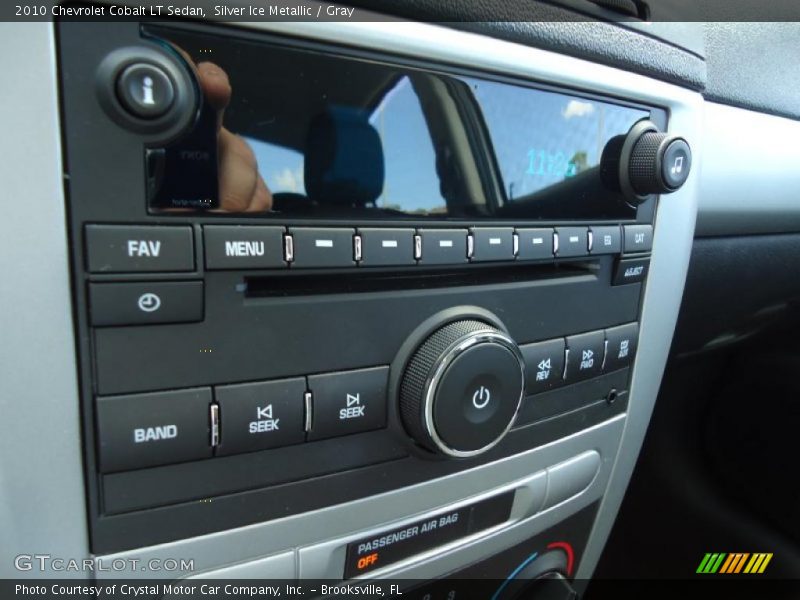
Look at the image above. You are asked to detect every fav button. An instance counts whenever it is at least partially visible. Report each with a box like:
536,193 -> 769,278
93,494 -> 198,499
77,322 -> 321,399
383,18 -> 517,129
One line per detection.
307,367 -> 389,441
85,225 -> 194,273
89,281 -> 203,326
204,226 -> 285,269
96,387 -> 212,473
215,378 -> 306,456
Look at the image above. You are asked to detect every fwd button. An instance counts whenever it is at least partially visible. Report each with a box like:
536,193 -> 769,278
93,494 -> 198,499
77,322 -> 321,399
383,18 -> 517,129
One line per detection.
96,388 -> 212,473
308,367 -> 389,441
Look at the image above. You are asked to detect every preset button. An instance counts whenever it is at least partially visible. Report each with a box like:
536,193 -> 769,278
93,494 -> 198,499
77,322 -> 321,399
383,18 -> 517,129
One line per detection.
516,228 -> 555,260
289,228 -> 355,268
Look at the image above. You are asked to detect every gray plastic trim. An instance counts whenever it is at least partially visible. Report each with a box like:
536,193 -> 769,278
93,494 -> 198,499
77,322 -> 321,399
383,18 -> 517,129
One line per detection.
695,102 -> 800,236
0,23 -> 91,578
96,415 -> 624,580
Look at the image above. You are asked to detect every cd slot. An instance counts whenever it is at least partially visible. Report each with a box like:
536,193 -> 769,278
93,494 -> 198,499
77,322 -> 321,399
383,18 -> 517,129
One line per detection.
245,262 -> 594,298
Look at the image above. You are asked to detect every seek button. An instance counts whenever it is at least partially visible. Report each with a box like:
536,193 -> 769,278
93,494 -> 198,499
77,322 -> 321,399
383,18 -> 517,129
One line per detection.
308,367 -> 388,440
215,378 -> 306,456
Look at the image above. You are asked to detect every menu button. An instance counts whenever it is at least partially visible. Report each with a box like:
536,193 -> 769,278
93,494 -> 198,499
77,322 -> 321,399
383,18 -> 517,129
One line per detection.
204,226 -> 285,269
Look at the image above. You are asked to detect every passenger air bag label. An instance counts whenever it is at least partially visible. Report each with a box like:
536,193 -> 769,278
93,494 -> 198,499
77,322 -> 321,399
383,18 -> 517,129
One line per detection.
344,492 -> 514,578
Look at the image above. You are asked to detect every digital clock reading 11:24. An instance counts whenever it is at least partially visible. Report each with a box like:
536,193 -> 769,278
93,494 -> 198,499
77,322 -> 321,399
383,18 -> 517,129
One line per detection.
526,149 -> 587,179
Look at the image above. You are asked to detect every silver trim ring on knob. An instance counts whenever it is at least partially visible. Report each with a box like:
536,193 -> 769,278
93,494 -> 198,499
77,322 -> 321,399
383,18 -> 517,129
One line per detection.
422,329 -> 526,458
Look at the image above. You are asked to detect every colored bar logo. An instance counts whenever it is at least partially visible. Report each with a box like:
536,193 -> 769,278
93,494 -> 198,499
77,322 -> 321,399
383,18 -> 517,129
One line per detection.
696,552 -> 773,574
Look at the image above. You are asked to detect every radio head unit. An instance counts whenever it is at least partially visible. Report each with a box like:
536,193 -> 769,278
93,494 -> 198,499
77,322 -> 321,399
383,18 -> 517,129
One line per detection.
55,18 -> 691,557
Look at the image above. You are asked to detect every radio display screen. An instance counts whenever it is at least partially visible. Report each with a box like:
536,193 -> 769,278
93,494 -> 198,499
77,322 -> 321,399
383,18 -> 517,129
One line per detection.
147,26 -> 650,220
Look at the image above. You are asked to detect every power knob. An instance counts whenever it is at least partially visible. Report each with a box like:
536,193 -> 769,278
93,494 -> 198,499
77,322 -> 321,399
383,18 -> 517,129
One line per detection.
399,320 -> 525,458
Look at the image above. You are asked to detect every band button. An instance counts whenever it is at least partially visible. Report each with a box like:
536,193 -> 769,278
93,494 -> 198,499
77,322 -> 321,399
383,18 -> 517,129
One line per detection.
96,388 -> 212,473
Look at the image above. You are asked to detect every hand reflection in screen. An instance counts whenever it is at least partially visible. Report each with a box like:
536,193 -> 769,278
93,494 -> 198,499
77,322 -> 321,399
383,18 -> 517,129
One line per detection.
195,60 -> 273,212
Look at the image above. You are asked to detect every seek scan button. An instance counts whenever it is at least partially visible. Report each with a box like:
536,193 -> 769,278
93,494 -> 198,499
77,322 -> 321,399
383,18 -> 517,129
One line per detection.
344,492 -> 514,578
307,367 -> 388,441
215,378 -> 306,456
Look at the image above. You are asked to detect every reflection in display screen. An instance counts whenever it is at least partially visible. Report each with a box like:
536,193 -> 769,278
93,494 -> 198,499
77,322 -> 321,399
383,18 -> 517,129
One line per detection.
146,26 -> 651,220
467,78 -> 648,204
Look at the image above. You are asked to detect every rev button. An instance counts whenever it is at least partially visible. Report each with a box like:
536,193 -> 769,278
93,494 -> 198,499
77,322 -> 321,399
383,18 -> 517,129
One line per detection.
215,378 -> 306,456
520,338 -> 566,395
96,388 -> 212,473
307,367 -> 388,441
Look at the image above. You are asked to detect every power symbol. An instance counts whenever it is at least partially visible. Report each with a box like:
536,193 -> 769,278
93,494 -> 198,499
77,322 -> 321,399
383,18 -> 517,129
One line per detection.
472,386 -> 491,409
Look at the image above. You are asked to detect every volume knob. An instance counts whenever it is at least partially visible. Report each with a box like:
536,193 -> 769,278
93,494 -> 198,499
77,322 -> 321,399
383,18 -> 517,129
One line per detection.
608,120 -> 692,204
399,320 -> 525,458
629,131 -> 692,196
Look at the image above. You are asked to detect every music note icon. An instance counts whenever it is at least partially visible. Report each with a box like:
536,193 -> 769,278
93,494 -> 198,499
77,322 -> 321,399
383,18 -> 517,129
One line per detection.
670,155 -> 684,176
